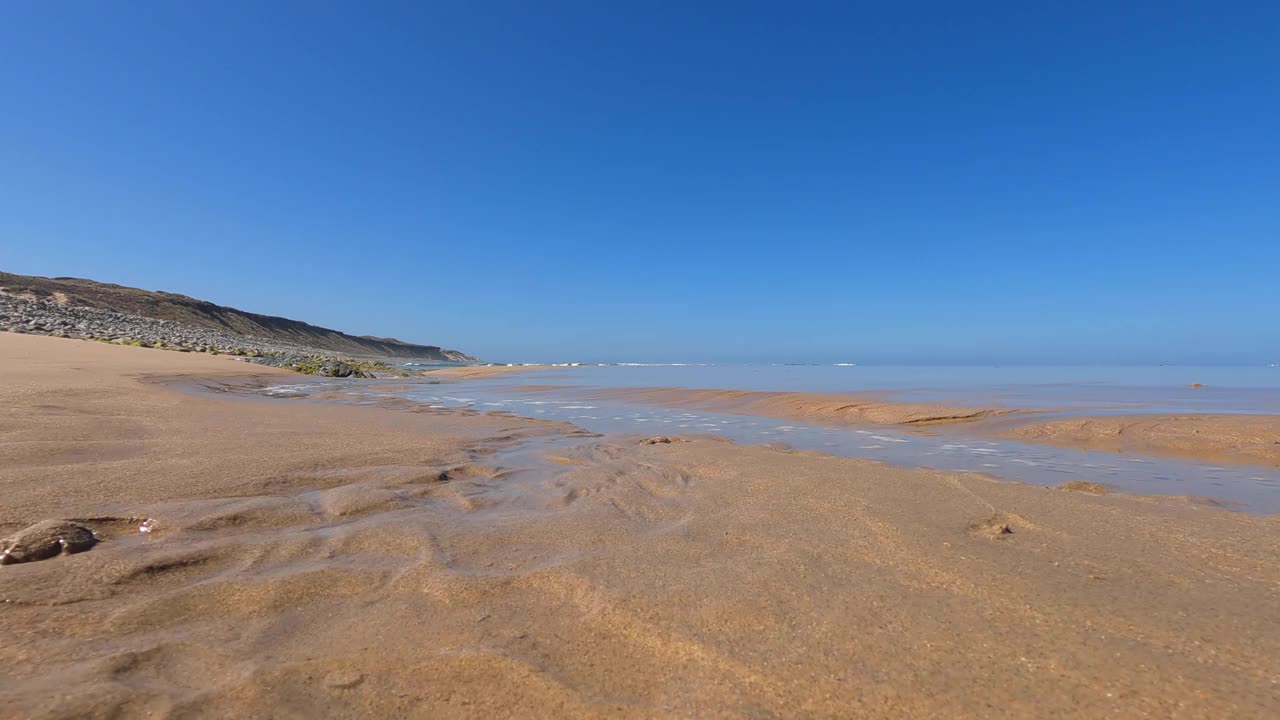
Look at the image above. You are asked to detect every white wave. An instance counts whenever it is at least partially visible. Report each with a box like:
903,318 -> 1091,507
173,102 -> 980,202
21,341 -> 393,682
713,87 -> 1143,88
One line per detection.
611,362 -> 711,367
262,384 -> 315,396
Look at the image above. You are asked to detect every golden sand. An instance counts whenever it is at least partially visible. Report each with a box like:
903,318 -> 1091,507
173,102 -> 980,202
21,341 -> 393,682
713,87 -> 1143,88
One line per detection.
421,364 -> 561,379
992,413 -> 1280,467
3,333 -> 1279,718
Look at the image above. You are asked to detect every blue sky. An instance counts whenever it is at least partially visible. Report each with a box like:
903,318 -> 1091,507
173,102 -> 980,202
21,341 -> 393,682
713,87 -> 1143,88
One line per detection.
2,2 -> 1277,363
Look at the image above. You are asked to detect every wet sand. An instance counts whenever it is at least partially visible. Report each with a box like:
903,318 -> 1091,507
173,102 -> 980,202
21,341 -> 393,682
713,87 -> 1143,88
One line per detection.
538,385 -> 1280,468
421,364 -> 560,379
993,414 -> 1280,467
557,386 -> 1023,426
4,333 -> 1280,718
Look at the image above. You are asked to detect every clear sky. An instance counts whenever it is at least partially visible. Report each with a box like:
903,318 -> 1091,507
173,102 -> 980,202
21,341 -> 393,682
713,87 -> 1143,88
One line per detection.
2,2 -> 1277,364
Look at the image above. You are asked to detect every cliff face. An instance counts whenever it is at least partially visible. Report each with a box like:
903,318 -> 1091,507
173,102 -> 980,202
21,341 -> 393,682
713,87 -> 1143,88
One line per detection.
0,272 -> 474,361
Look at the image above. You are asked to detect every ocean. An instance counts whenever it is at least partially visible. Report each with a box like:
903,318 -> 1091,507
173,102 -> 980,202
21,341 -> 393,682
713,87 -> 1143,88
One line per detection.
419,363 -> 1280,414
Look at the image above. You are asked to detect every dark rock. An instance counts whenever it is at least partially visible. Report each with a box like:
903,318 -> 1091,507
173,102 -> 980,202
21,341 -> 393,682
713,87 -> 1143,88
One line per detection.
968,512 -> 1024,539
1,520 -> 98,565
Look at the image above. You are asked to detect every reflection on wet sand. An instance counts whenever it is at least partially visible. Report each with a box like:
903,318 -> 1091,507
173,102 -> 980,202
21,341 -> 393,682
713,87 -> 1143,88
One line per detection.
4,334 -> 1280,718
388,381 -> 1280,513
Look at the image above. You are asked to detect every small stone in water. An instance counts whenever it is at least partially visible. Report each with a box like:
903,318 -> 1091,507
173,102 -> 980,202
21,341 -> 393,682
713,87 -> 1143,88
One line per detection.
0,521 -> 98,565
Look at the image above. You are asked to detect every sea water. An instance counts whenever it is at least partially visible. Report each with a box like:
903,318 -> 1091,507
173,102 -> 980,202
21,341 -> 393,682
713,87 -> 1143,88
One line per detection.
444,363 -> 1280,414
279,364 -> 1280,512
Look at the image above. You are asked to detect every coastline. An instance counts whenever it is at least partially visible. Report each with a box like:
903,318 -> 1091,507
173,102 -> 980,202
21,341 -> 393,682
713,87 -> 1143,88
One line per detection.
500,384 -> 1280,468
420,364 -> 562,380
4,332 -> 1280,716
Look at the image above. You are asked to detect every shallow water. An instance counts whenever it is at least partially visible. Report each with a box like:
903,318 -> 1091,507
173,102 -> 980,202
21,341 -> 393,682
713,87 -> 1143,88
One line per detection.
254,376 -> 1280,514
443,364 -> 1280,414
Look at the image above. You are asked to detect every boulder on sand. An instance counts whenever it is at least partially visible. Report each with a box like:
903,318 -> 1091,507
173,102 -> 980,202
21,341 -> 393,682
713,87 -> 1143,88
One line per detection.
0,520 -> 98,565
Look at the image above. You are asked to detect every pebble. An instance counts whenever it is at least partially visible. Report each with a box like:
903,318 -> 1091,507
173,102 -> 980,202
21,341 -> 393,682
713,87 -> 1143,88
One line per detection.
0,520 -> 98,565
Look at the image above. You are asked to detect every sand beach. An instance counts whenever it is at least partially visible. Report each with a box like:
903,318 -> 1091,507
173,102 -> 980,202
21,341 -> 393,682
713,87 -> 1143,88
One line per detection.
3,333 -> 1280,718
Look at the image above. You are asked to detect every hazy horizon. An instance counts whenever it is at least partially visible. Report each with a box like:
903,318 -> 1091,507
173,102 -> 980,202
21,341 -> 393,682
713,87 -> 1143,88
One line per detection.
4,3 -> 1277,365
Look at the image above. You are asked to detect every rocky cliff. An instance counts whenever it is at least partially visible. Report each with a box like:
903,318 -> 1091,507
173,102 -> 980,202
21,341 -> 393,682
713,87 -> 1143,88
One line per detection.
0,272 -> 474,362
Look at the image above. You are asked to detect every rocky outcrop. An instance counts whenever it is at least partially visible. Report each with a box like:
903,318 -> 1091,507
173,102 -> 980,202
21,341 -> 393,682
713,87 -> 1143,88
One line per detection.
0,271 -> 474,361
1,292 -> 439,379
1,292 -> 306,353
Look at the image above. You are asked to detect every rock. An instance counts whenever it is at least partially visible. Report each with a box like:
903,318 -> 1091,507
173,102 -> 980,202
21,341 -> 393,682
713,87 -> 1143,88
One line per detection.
1059,481 -> 1110,495
640,436 -> 678,445
968,513 -> 1018,539
317,364 -> 355,378
0,520 -> 98,565
324,362 -> 356,378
